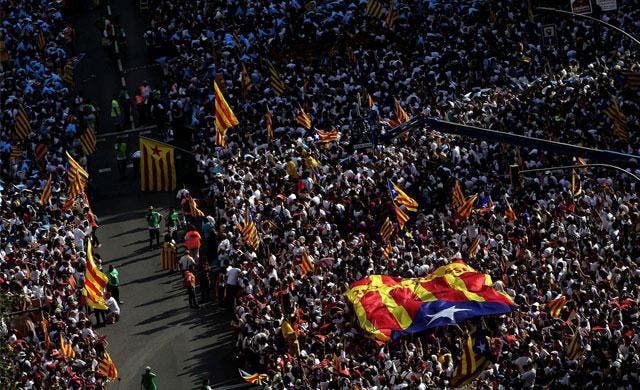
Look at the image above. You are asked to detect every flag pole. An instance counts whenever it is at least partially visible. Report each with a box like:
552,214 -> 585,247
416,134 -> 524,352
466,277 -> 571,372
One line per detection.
138,135 -> 194,156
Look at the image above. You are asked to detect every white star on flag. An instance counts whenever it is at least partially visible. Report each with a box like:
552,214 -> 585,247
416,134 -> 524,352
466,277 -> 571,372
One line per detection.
425,306 -> 471,326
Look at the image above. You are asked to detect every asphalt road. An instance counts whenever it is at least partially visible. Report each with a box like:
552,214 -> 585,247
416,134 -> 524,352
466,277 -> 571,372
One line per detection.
92,195 -> 238,389
67,1 -> 245,388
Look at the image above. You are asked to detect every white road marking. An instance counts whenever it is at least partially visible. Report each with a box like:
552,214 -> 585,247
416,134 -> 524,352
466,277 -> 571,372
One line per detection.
117,58 -> 123,72
98,168 -> 112,173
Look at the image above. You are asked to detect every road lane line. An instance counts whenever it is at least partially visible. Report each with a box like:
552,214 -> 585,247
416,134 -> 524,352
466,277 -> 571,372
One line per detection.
98,168 -> 112,173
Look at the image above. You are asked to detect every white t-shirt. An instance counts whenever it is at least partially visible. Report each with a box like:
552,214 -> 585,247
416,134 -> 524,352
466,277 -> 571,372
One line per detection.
226,267 -> 241,286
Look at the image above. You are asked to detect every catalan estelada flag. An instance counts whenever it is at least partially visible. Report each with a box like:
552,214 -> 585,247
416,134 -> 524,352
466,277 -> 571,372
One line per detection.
188,195 -> 205,217
98,352 -> 118,380
382,243 -> 392,259
237,208 -> 260,250
301,248 -> 314,277
314,128 -> 338,143
83,240 -> 108,310
387,98 -> 409,128
215,80 -> 239,134
265,108 -> 273,141
35,143 -> 48,165
63,151 -> 89,210
14,105 -> 32,140
603,95 -> 629,140
239,369 -> 268,385
296,107 -> 312,129
388,179 -> 418,212
40,174 -> 53,205
566,330 -> 584,360
139,137 -> 176,192
267,60 -> 286,96
386,0 -> 397,28
80,127 -> 96,155
344,262 -> 515,341
505,199 -> 517,222
468,236 -> 480,258
455,193 -> 478,220
571,169 -> 582,196
365,0 -> 385,18
393,203 -> 410,230
474,195 -> 493,214
451,181 -> 464,211
60,335 -> 76,359
545,295 -> 568,319
451,328 -> 492,387
241,63 -> 252,99
619,70 -> 640,90
380,217 -> 393,241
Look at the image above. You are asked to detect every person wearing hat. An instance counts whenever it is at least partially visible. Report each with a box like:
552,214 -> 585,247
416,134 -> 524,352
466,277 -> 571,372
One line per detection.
141,366 -> 157,390
146,206 -> 163,250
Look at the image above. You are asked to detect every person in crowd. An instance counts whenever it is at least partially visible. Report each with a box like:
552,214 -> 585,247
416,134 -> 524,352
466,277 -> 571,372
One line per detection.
183,267 -> 199,309
146,206 -> 162,249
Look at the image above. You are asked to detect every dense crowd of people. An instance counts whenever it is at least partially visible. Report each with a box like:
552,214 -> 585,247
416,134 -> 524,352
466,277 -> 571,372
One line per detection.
3,0 -> 640,388
0,1 -> 116,389
138,0 -> 640,388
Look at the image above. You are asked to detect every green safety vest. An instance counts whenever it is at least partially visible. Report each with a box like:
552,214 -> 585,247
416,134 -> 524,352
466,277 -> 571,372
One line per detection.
114,142 -> 127,159
111,99 -> 121,117
147,211 -> 161,229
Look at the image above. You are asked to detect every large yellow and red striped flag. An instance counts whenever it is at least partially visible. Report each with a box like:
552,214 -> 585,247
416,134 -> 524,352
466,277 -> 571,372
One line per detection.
139,137 -> 176,192
214,80 -> 239,144
98,352 -> 118,380
83,240 -> 108,310
40,174 -> 53,205
344,262 -> 515,341
60,335 -> 76,359
380,217 -> 394,241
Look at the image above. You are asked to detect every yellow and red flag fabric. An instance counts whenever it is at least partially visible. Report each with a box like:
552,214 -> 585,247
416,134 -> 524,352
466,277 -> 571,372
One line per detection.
40,174 -> 53,205
237,208 -> 259,250
83,240 -> 108,310
451,329 -> 492,387
60,335 -> 75,359
382,243 -> 393,259
14,105 -> 32,140
188,195 -> 205,217
344,262 -> 515,341
393,203 -> 410,230
239,369 -> 268,385
265,108 -> 273,141
566,330 -> 584,360
603,95 -> 629,140
35,143 -> 48,165
98,352 -> 118,380
387,98 -> 409,128
241,63 -> 252,99
301,248 -> 314,276
214,80 -> 239,133
380,217 -> 393,242
468,237 -> 480,258
314,128 -> 338,143
296,107 -> 312,129
505,200 -> 517,222
63,151 -> 89,210
571,169 -> 583,196
281,321 -> 300,356
451,181 -> 464,211
545,295 -> 568,319
139,137 -> 176,192
388,180 -> 418,212
455,193 -> 478,220
80,127 -> 97,155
